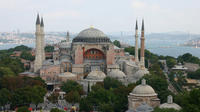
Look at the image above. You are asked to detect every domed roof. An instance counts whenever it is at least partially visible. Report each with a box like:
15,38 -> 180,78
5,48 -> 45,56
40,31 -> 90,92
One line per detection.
108,69 -> 126,79
160,95 -> 181,110
73,27 -> 111,43
134,69 -> 149,80
131,79 -> 157,96
86,70 -> 106,80
77,27 -> 106,38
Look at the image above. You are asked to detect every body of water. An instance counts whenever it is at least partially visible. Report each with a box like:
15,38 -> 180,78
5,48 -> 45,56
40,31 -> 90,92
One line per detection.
0,39 -> 200,58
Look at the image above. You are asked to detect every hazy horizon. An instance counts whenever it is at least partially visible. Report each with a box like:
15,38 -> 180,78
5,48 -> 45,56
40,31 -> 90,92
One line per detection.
0,0 -> 200,34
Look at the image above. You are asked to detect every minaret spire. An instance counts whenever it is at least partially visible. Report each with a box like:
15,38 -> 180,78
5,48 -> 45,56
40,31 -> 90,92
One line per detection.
40,17 -> 45,61
136,20 -> 138,30
34,13 -> 43,73
140,19 -> 145,68
142,19 -> 144,31
135,20 -> 139,63
66,31 -> 70,42
36,13 -> 40,25
40,17 -> 44,27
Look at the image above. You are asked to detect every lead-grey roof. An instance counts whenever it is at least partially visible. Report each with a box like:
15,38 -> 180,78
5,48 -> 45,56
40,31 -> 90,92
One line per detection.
131,79 -> 157,96
77,27 -> 107,38
73,27 -> 111,43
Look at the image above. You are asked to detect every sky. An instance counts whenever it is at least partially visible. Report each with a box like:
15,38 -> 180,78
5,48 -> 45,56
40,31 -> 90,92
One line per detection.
0,0 -> 200,34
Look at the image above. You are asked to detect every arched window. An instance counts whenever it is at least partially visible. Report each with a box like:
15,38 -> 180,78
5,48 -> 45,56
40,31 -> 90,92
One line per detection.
84,49 -> 105,60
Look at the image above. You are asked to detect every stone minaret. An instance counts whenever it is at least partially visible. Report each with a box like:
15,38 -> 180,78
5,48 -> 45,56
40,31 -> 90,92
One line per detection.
41,17 -> 45,61
140,19 -> 145,68
66,31 -> 70,42
135,20 -> 139,63
34,14 -> 44,73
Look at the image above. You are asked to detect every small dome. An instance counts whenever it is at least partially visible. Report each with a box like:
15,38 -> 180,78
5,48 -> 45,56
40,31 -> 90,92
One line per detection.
73,27 -> 111,43
86,70 -> 106,80
132,79 -> 157,96
160,95 -> 181,110
108,69 -> 126,79
134,69 -> 149,80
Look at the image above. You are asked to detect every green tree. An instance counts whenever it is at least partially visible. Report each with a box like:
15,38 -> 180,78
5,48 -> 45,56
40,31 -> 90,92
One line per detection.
0,67 -> 15,77
187,68 -> 200,79
149,63 -> 165,77
45,45 -> 54,52
0,57 -> 24,75
113,40 -> 121,48
0,88 -> 11,108
20,51 -> 34,61
64,91 -> 81,103
103,77 -> 123,90
11,86 -> 46,108
79,98 -> 93,112
11,45 -> 32,52
0,76 -> 46,91
175,89 -> 200,112
61,80 -> 84,95
99,103 -> 114,112
31,86 -> 47,106
17,106 -> 30,112
177,53 -> 200,65
166,57 -> 176,68
11,86 -> 33,107
50,108 -> 65,112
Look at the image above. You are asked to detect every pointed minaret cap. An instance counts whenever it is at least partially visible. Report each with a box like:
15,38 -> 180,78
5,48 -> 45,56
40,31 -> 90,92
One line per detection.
135,20 -> 138,30
36,13 -> 40,25
40,17 -> 44,27
167,95 -> 173,104
141,79 -> 146,85
142,19 -> 144,31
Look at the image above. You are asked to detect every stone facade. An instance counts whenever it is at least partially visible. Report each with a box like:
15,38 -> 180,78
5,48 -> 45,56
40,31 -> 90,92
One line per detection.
40,65 -> 61,82
35,20 -> 149,88
34,14 -> 45,73
127,79 -> 160,111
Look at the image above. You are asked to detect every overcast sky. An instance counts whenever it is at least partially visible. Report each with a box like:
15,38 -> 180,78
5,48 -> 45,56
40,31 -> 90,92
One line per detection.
0,0 -> 200,34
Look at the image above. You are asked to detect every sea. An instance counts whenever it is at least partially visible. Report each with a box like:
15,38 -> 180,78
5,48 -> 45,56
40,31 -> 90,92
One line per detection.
0,38 -> 200,58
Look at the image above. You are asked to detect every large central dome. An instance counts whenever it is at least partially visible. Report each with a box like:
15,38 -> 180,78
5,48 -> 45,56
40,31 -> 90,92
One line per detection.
77,27 -> 107,38
73,27 -> 111,43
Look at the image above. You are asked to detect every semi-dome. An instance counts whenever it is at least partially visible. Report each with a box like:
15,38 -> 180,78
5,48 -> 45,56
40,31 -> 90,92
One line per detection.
86,70 -> 106,80
131,79 -> 157,96
73,27 -> 111,43
134,69 -> 149,80
108,69 -> 126,79
160,95 -> 181,110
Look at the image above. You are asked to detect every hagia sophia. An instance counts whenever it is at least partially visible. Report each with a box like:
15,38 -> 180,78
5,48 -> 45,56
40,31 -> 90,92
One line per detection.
33,14 -> 149,86
31,14 -> 181,111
